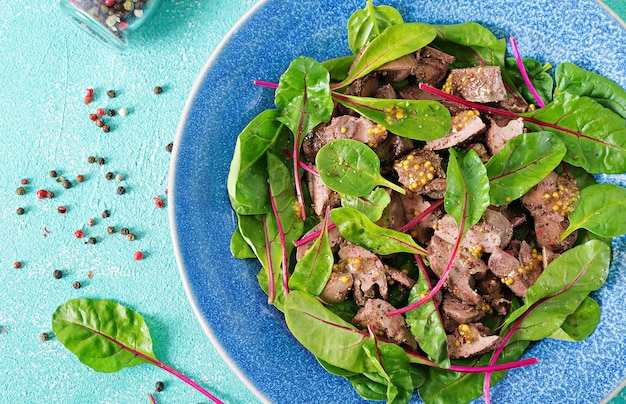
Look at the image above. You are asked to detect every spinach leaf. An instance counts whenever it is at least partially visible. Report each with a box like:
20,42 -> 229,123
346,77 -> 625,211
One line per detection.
445,148 -> 490,233
501,240 -> 611,342
549,296 -> 601,342
347,0 -> 404,54
486,132 -> 566,206
555,62 -> 626,119
418,340 -> 529,404
349,373 -> 388,400
361,341 -> 414,403
334,22 -> 436,89
284,290 -> 373,373
561,183 -> 626,239
405,266 -> 449,368
330,207 -> 428,255
341,187 -> 391,222
432,22 -> 506,67
316,139 -> 405,196
275,57 -> 334,140
505,57 -> 554,105
227,109 -> 287,215
523,92 -> 626,174
321,55 -> 356,82
229,226 -> 256,259
288,210 -> 333,296
333,93 -> 451,140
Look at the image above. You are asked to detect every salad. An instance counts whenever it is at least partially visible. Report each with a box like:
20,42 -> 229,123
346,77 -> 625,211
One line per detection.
227,1 -> 626,403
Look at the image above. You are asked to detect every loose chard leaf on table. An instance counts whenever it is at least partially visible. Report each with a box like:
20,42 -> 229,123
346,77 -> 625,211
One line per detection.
334,22 -> 437,89
486,132 -> 566,206
330,207 -> 427,255
333,94 -> 451,141
347,0 -> 404,54
561,183 -> 626,239
316,139 -> 405,196
523,92 -> 626,174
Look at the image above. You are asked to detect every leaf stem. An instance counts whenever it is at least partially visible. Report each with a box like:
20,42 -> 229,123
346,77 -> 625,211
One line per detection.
399,198 -> 444,233
253,80 -> 278,89
509,37 -> 545,108
404,349 -> 539,373
148,393 -> 157,404
283,147 -> 319,175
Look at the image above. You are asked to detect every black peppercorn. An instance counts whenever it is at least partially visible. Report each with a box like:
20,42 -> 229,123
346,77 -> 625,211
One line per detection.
39,332 -> 50,342
117,186 -> 126,195
16,207 -> 25,215
73,281 -> 81,289
120,227 -> 129,235
53,269 -> 63,279
102,210 -> 110,218
107,90 -> 116,98
102,124 -> 110,133
16,187 -> 25,196
98,157 -> 105,166
105,171 -> 114,180
165,142 -> 173,152
107,109 -> 116,117
49,170 -> 57,178
86,237 -> 96,244
88,156 -> 96,164
154,86 -> 163,94
155,381 -> 164,392
63,180 -> 72,189
107,226 -> 115,234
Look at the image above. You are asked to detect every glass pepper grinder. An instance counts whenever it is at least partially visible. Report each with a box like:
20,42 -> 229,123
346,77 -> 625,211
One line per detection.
60,0 -> 162,52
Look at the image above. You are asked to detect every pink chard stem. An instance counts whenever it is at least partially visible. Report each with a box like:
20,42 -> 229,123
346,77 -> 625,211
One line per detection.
148,393 -> 157,404
510,37 -> 546,108
399,198 -> 444,233
284,147 -> 319,176
253,80 -> 279,89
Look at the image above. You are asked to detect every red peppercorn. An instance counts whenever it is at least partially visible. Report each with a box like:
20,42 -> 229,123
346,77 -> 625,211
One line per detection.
104,0 -> 114,6
119,21 -> 128,30
89,113 -> 97,121
134,251 -> 144,261
20,179 -> 28,185
154,196 -> 164,209
84,96 -> 93,105
57,206 -> 67,214
74,229 -> 84,239
36,189 -> 49,199
13,261 -> 21,269
86,88 -> 94,97
96,108 -> 105,117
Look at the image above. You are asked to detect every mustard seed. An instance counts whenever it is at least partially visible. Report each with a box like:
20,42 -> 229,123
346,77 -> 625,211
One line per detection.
88,156 -> 96,164
16,207 -> 25,215
16,187 -> 25,196
53,270 -> 63,279
73,281 -> 81,289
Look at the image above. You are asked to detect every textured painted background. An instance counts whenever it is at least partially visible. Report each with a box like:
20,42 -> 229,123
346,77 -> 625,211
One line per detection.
0,1 -> 624,403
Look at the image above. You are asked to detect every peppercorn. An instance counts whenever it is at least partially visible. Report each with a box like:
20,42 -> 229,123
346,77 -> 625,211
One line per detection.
155,381 -> 164,392
53,269 -> 63,279
98,157 -> 105,166
127,232 -> 136,241
16,187 -> 25,196
107,90 -> 116,98
88,156 -> 96,164
102,210 -> 110,219
107,226 -> 115,234
36,189 -> 48,199
73,281 -> 81,289
118,107 -> 128,117
165,142 -> 173,153
76,175 -> 84,183
120,227 -> 130,235
89,113 -> 98,121
39,332 -> 50,342
86,237 -> 96,245
115,173 -> 123,182
63,180 -> 72,189
57,206 -> 67,214
88,218 -> 95,227
102,124 -> 110,133
74,229 -> 84,238
117,186 -> 126,195
49,170 -> 57,178
96,108 -> 105,117
13,261 -> 21,269
47,191 -> 54,199
84,96 -> 92,105
154,86 -> 163,94
16,207 -> 25,215
20,178 -> 28,185
107,109 -> 116,117
105,172 -> 114,180
95,118 -> 104,128
134,251 -> 143,260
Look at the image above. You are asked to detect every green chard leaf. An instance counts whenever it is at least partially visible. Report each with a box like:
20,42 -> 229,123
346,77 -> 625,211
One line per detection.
555,62 -> 626,119
335,22 -> 437,89
284,291 -> 372,374
361,341 -> 414,404
230,226 -> 256,259
316,139 -> 405,196
340,187 -> 391,222
549,296 -> 601,342
501,240 -> 611,342
444,148 -> 490,233
486,132 -> 567,206
52,298 -> 156,372
227,109 -> 288,215
321,55 -> 357,83
432,22 -> 506,67
275,56 -> 334,142
561,183 -> 626,239
523,92 -> 626,174
330,207 -> 427,255
505,57 -> 554,105
347,0 -> 404,54
333,93 -> 451,140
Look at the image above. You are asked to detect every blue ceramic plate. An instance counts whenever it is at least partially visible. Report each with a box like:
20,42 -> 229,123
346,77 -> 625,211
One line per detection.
170,1 -> 626,402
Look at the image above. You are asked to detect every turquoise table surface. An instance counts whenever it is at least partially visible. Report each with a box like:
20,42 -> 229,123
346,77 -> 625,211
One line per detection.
1,1 -> 625,404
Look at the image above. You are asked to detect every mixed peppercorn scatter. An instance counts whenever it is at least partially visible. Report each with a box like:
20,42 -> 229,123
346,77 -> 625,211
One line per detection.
69,0 -> 151,39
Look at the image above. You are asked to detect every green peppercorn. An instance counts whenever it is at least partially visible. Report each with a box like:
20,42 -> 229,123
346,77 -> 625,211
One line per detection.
16,187 -> 25,196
